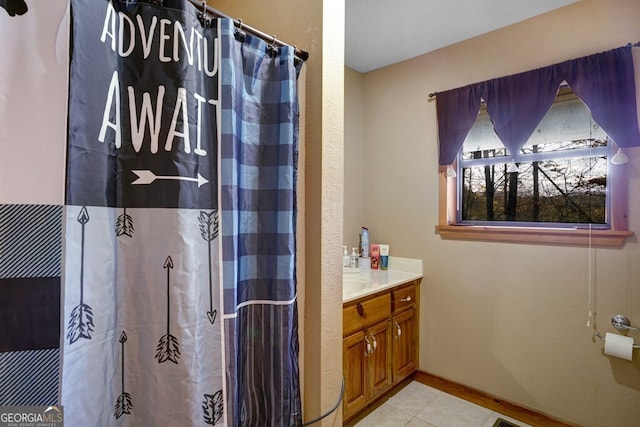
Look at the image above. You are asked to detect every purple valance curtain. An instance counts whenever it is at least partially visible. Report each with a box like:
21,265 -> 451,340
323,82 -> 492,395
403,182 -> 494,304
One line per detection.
437,45 -> 640,165
436,84 -> 483,165
484,67 -> 563,159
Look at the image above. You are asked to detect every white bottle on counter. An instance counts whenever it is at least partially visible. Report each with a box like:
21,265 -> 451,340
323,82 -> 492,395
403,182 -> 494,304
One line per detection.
350,248 -> 359,268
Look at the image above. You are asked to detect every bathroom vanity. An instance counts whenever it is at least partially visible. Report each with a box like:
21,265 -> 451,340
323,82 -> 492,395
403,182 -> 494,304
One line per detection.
342,259 -> 422,422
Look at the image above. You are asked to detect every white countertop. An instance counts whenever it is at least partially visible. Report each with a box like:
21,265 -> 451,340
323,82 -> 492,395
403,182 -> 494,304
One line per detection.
343,257 -> 423,303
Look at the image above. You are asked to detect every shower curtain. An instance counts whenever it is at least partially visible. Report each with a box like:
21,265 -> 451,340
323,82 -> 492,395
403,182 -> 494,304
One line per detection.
61,1 -> 302,425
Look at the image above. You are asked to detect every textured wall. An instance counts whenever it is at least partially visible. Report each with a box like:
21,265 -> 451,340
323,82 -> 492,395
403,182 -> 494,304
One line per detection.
343,67 -> 364,250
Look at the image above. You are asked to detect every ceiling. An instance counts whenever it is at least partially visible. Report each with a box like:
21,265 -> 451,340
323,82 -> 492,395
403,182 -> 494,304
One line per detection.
345,0 -> 579,73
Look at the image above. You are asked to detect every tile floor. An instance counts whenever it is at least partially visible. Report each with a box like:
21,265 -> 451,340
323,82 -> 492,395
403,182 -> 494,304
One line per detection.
353,381 -> 533,427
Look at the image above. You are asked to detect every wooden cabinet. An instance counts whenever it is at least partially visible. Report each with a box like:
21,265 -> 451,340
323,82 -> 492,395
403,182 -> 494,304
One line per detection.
342,320 -> 392,419
392,307 -> 417,381
367,320 -> 392,399
342,293 -> 391,420
391,284 -> 418,382
343,330 -> 367,417
343,280 -> 419,422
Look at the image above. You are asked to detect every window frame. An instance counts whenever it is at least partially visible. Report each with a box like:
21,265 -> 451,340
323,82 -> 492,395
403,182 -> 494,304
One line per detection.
436,160 -> 632,246
436,91 -> 634,247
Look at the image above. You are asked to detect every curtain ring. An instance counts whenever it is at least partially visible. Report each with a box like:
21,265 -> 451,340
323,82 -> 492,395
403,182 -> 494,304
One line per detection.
234,18 -> 246,42
202,1 -> 206,14
267,35 -> 278,57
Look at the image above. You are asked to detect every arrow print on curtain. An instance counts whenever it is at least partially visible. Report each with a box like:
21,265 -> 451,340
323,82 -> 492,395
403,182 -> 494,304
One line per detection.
198,210 -> 219,324
202,390 -> 224,425
0,0 -> 28,17
115,207 -> 135,237
131,169 -> 209,188
155,256 -> 181,364
114,331 -> 133,419
66,206 -> 95,344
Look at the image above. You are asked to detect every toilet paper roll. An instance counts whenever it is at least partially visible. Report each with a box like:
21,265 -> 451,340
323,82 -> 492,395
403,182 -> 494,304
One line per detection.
604,332 -> 634,361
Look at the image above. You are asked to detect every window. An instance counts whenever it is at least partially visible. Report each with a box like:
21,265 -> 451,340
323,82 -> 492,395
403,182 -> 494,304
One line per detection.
437,87 -> 633,246
434,46 -> 639,246
459,88 -> 609,227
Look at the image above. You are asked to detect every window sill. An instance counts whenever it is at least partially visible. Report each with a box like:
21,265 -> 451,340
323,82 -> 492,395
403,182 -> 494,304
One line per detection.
435,224 -> 634,247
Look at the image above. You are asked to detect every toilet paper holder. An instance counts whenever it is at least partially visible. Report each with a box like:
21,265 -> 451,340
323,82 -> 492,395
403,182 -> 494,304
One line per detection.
610,314 -> 640,333
594,315 -> 640,349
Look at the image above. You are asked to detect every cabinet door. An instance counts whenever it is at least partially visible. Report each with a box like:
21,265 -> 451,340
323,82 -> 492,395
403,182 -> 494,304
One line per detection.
343,330 -> 368,420
367,320 -> 392,399
393,307 -> 417,383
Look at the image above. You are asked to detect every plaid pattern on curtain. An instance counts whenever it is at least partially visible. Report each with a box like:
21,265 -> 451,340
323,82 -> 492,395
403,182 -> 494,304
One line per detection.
219,19 -> 302,426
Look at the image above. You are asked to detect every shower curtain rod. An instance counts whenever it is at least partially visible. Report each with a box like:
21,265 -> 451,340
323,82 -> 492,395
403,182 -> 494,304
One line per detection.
427,40 -> 640,99
186,0 -> 309,61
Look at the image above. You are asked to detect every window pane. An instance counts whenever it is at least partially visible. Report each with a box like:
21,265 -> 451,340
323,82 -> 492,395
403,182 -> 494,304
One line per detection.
461,156 -> 607,224
461,90 -> 607,158
523,93 -> 607,151
459,88 -> 611,227
520,137 -> 607,155
462,108 -> 505,155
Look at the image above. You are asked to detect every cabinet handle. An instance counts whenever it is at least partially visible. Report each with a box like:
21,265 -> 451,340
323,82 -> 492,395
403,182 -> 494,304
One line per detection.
356,303 -> 364,317
400,296 -> 412,302
370,334 -> 377,352
364,336 -> 371,356
395,321 -> 402,338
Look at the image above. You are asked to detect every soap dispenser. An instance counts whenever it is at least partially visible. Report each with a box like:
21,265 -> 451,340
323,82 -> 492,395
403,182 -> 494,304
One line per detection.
350,248 -> 359,269
343,246 -> 349,268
